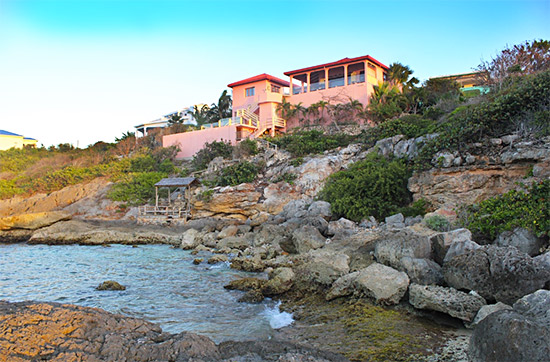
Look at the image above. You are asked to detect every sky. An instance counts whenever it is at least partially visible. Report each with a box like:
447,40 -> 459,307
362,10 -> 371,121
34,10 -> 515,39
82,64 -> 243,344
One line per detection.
0,0 -> 549,148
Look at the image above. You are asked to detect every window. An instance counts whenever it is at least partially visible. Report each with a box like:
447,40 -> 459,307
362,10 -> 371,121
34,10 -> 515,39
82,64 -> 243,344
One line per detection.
293,73 -> 308,94
270,84 -> 280,93
245,87 -> 255,97
310,70 -> 326,91
328,66 -> 345,88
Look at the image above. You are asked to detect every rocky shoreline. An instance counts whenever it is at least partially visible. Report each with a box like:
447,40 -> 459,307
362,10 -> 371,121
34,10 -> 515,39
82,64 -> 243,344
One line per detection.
1,133 -> 549,361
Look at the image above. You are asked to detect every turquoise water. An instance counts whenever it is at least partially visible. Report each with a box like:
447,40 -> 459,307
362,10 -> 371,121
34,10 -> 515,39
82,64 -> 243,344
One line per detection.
0,243 -> 292,342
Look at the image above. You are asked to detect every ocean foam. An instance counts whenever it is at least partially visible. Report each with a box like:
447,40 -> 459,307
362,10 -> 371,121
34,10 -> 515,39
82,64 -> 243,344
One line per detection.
262,301 -> 294,329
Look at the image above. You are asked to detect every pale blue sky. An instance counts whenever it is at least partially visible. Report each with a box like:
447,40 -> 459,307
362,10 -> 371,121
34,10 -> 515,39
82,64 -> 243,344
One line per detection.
1,0 -> 549,147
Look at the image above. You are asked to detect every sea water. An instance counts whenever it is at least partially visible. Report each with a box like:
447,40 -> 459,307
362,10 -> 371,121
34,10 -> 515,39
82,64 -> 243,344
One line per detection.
0,243 -> 293,342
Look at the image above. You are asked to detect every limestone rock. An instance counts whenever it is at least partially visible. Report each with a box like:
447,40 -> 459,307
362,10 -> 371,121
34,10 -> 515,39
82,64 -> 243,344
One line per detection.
29,220 -> 181,245
0,211 -> 71,231
430,228 -> 473,265
385,213 -> 405,229
218,225 -> 239,239
262,182 -> 301,214
230,257 -> 265,272
0,301 -> 220,362
443,238 -> 481,265
224,277 -> 267,291
217,236 -> 249,251
181,228 -> 201,249
467,302 -> 512,328
261,267 -> 294,296
294,156 -> 342,196
96,280 -> 126,291
207,254 -> 228,264
192,185 -> 262,220
400,257 -> 443,285
354,263 -> 410,305
443,245 -> 550,304
307,201 -> 332,220
238,290 -> 264,303
495,227 -> 545,256
326,272 -> 359,301
409,284 -> 486,322
327,217 -> 357,237
469,291 -> 550,361
193,258 -> 203,265
295,249 -> 350,287
283,225 -> 326,254
374,229 -> 432,271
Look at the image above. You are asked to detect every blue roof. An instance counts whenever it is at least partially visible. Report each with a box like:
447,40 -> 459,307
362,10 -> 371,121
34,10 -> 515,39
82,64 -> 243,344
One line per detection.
0,130 -> 22,137
24,137 -> 37,141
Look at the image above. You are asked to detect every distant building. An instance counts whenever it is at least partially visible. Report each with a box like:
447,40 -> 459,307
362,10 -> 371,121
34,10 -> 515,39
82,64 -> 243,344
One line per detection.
429,71 -> 489,95
0,130 -> 37,151
135,104 -> 207,137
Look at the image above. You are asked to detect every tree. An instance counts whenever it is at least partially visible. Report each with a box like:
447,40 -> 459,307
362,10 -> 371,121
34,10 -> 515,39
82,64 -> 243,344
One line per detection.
208,90 -> 233,122
192,104 -> 211,125
387,62 -> 419,91
167,113 -> 184,125
477,39 -> 550,89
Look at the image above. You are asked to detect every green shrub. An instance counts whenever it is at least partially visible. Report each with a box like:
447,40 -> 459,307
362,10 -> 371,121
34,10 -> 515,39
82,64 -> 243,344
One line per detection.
197,189 -> 214,202
217,161 -> 258,186
237,139 -> 259,156
272,172 -> 297,184
319,153 -> 412,221
459,180 -> 550,241
266,130 -> 354,157
425,215 -> 451,232
192,141 -> 233,170
290,157 -> 304,167
108,172 -> 167,206
360,115 -> 436,147
398,198 -> 430,217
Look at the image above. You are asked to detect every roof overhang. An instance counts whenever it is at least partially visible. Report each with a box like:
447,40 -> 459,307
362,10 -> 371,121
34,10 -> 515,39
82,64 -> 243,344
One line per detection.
228,73 -> 290,88
284,55 -> 389,76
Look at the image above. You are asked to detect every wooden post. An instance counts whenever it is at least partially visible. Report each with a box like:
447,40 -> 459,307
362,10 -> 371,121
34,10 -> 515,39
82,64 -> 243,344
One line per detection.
155,186 -> 158,209
168,188 -> 171,206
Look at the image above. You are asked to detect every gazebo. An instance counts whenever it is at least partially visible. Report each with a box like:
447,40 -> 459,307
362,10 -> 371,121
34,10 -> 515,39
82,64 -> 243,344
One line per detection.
139,177 -> 200,220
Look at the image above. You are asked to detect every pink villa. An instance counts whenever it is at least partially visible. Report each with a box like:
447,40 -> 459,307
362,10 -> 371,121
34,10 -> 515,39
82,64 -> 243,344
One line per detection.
163,55 -> 388,158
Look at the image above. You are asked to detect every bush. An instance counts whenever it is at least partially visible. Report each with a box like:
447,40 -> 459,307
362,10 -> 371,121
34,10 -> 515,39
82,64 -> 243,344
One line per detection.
272,172 -> 297,184
459,180 -> 550,241
360,115 -> 436,147
217,161 -> 258,186
319,153 -> 412,221
108,172 -> 167,206
398,198 -> 430,217
266,130 -> 354,157
425,215 -> 451,232
192,141 -> 233,170
236,139 -> 259,157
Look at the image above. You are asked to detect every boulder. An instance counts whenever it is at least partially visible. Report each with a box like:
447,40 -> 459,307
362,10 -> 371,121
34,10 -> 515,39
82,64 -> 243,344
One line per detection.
278,198 -> 311,220
307,201 -> 332,221
283,225 -> 326,254
238,290 -> 264,303
409,284 -> 486,322
469,290 -> 550,362
496,227 -> 545,256
400,257 -> 443,285
96,280 -> 126,291
207,254 -> 228,264
224,277 -> 267,291
467,302 -> 512,328
217,225 -> 239,239
443,245 -> 550,304
430,228 -> 473,265
217,236 -> 249,251
374,229 -> 432,271
261,267 -> 295,296
192,185 -> 262,220
262,182 -> 301,215
443,238 -> 481,264
295,250 -> 350,287
354,263 -> 410,305
327,218 -> 357,237
384,213 -> 405,229
181,228 -> 201,249
326,272 -> 359,301
0,211 -> 71,231
294,156 -> 342,196
229,257 -> 265,272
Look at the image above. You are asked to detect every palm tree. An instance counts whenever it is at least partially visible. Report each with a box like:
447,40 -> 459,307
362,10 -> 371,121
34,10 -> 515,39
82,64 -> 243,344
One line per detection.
167,112 -> 183,125
192,104 -> 211,125
208,90 -> 233,122
387,62 -> 419,91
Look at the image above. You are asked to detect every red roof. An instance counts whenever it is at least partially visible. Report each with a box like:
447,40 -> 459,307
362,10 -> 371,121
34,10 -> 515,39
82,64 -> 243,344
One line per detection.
228,73 -> 290,88
284,55 -> 389,76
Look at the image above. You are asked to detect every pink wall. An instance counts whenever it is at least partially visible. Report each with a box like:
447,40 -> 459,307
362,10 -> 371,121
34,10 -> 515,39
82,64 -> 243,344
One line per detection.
232,80 -> 270,111
163,125 -> 238,159
288,82 -> 371,109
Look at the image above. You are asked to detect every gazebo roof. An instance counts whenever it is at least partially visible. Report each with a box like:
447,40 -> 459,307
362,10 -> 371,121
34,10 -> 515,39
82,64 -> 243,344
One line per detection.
154,177 -> 199,187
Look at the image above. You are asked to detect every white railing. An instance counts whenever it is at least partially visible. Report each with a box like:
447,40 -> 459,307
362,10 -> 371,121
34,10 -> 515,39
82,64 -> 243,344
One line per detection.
138,205 -> 190,219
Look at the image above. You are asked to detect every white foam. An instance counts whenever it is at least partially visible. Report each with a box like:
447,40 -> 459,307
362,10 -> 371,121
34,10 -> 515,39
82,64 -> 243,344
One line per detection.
262,301 -> 294,329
